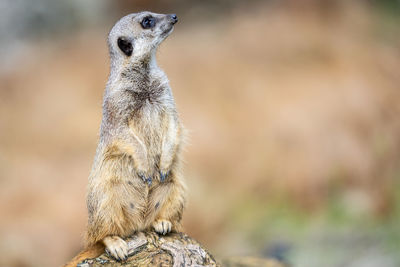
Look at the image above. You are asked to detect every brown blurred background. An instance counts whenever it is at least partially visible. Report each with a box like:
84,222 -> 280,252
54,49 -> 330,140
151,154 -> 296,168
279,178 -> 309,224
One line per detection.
1,0 -> 400,266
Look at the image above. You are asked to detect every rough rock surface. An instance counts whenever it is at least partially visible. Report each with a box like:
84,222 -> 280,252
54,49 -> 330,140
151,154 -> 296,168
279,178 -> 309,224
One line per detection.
77,231 -> 219,267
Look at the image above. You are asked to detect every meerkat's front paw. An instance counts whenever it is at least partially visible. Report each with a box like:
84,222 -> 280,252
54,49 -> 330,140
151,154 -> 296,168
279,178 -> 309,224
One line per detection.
103,236 -> 129,261
153,219 -> 172,235
159,170 -> 171,182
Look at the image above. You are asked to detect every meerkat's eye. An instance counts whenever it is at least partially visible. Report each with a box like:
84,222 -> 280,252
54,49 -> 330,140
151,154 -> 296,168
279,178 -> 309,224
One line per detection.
141,16 -> 155,29
117,37 -> 133,56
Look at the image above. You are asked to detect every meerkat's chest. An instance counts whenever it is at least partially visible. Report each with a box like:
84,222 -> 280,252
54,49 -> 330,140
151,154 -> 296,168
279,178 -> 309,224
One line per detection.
130,105 -> 169,143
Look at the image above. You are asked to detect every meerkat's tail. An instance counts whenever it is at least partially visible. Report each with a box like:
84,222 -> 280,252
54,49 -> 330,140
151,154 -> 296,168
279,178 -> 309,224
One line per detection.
63,243 -> 104,267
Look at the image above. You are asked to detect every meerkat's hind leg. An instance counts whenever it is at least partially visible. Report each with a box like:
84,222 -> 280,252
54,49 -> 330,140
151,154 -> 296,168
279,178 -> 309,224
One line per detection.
153,219 -> 172,235
103,236 -> 128,261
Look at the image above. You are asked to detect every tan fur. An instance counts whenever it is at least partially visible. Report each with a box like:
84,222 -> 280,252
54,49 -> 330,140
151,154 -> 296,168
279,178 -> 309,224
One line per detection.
64,11 -> 185,265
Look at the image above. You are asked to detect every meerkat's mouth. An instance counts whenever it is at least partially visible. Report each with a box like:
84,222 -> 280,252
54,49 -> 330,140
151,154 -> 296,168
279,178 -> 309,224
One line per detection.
161,26 -> 174,37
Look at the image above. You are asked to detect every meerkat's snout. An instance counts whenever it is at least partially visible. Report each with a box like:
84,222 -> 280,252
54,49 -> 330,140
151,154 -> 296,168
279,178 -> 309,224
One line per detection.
168,14 -> 178,24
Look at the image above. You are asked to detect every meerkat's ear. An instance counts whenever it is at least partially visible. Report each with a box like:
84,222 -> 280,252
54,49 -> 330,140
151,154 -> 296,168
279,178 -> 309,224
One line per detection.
117,37 -> 133,56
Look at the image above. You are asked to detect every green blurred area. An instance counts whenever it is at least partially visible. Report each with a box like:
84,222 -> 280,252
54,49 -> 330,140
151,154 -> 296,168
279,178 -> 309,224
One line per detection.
228,181 -> 400,265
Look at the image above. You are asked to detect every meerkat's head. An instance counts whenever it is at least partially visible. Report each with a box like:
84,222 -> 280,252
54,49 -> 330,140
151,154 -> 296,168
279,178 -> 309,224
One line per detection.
108,12 -> 178,62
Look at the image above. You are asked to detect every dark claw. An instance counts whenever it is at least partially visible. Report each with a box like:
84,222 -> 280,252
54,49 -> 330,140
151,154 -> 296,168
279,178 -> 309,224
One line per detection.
114,249 -> 121,261
106,249 -> 119,261
160,171 -> 170,182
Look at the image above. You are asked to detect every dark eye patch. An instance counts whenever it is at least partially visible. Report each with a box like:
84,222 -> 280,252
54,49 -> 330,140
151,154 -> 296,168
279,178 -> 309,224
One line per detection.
117,37 -> 133,56
141,16 -> 156,29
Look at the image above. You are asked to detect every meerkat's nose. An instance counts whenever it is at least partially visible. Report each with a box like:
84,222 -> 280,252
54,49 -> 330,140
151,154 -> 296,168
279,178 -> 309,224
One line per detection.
168,14 -> 178,24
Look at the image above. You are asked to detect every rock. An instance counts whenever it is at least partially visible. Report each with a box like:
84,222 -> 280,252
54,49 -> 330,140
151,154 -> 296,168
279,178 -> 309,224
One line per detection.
77,231 -> 219,267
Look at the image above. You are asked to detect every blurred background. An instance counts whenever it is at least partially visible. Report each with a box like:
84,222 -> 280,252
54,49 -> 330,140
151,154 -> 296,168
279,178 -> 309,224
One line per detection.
0,0 -> 400,266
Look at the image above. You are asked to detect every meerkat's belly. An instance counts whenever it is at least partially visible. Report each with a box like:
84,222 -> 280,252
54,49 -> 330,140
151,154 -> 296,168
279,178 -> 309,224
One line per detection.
120,161 -> 168,230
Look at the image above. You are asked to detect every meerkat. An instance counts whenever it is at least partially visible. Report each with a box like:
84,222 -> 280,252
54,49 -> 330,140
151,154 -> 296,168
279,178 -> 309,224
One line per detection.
65,11 -> 186,266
